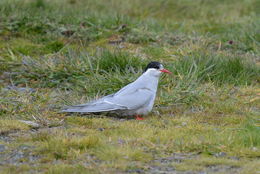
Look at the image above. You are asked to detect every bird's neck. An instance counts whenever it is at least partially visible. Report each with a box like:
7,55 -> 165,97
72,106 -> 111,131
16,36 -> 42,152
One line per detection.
138,73 -> 160,92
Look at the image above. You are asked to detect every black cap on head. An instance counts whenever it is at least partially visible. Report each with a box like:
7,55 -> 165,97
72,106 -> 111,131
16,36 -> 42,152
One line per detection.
144,61 -> 162,72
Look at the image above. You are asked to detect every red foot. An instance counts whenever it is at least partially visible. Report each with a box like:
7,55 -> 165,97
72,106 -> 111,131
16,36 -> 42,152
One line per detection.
135,115 -> 144,120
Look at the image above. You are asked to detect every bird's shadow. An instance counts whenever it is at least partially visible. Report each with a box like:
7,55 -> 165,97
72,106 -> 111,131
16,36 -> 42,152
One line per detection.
60,112 -> 136,120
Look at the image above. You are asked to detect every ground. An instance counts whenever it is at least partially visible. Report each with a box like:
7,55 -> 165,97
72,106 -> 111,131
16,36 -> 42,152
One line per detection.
0,0 -> 259,173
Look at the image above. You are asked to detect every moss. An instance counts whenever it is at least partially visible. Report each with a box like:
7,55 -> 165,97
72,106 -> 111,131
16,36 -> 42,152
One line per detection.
45,40 -> 64,53
0,119 -> 29,134
174,156 -> 243,172
46,164 -> 96,174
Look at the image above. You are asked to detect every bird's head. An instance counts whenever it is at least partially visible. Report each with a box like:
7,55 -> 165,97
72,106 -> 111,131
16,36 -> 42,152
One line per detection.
144,61 -> 171,77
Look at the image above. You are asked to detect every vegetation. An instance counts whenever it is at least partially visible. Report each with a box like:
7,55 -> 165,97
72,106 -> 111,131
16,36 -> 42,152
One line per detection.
0,0 -> 259,173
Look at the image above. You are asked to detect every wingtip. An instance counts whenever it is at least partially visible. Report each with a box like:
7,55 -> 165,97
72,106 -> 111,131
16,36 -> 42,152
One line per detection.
60,107 -> 75,113
61,109 -> 74,113
60,107 -> 84,113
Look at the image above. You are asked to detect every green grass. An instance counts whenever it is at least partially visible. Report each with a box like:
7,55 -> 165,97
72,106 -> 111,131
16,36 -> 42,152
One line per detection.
0,0 -> 259,173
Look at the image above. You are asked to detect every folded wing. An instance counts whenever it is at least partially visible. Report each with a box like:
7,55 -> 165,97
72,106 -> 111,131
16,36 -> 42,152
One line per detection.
62,88 -> 153,113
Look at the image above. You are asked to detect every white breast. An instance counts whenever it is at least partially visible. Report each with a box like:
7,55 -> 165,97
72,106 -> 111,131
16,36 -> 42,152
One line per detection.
135,93 -> 156,115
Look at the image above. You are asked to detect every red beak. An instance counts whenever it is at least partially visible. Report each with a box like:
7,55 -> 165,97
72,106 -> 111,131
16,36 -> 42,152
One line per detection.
160,69 -> 172,74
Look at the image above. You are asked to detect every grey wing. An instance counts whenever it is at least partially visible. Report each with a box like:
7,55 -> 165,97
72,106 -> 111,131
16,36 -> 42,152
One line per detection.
61,94 -> 128,113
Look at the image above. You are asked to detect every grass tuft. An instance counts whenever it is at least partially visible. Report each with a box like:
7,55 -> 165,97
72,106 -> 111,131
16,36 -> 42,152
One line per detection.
95,49 -> 146,73
171,52 -> 260,85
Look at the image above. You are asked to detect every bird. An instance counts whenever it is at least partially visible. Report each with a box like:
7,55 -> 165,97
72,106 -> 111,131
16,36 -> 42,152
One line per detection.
62,61 -> 171,120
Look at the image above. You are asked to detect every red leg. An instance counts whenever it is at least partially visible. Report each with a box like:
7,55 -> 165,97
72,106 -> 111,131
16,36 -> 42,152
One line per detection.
135,115 -> 144,120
